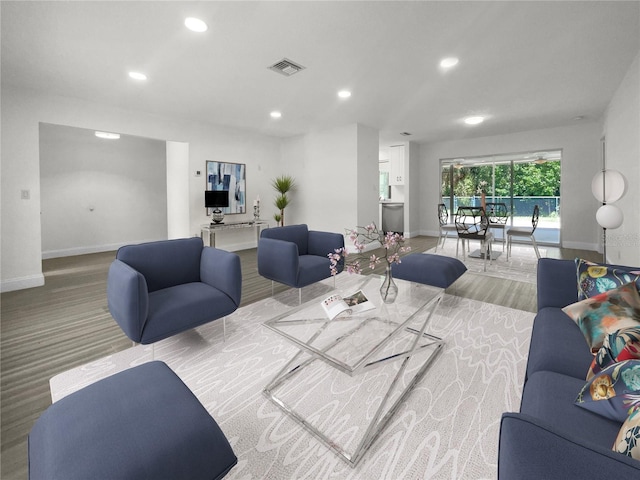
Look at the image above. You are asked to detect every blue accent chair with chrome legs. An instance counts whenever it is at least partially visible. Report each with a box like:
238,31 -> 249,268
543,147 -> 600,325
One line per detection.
107,237 -> 241,344
257,224 -> 344,302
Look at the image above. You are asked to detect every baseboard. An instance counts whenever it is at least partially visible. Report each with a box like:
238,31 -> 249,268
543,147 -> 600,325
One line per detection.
418,229 -> 440,238
221,240 -> 259,252
561,240 -> 599,252
1,273 -> 45,293
42,239 -> 163,259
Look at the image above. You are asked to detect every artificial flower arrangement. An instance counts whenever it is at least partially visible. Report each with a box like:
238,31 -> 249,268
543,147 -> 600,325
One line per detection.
328,223 -> 411,275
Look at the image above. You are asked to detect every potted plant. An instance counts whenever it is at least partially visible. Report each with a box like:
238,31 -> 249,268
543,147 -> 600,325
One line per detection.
271,175 -> 295,226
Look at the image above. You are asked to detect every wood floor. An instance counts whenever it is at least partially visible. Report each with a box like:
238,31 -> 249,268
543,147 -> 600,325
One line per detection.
0,236 -> 600,479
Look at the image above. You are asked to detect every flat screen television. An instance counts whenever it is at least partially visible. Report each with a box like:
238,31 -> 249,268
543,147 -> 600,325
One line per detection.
205,190 -> 229,208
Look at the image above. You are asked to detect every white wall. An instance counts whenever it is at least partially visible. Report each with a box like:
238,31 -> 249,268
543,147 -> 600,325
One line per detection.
418,122 -> 603,250
1,85 -> 281,292
356,124 -> 380,228
407,141 -> 420,238
167,141 -> 190,239
280,123 -> 378,233
604,51 -> 640,266
39,124 -> 168,258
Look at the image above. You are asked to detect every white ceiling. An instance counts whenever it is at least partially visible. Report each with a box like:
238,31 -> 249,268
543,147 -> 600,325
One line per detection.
2,1 -> 639,147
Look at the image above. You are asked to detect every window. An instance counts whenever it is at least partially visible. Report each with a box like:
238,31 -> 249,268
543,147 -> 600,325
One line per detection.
440,150 -> 561,245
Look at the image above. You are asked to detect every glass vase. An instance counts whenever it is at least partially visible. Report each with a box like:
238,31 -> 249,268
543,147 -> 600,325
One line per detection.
380,265 -> 398,304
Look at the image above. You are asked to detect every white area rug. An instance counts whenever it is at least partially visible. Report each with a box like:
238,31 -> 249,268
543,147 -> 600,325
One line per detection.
425,241 -> 546,285
51,275 -> 534,480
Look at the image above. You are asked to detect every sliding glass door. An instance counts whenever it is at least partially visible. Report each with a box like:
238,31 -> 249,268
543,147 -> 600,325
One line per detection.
440,150 -> 561,245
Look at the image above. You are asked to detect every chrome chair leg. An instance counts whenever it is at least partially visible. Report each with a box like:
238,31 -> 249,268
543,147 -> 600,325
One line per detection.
298,288 -> 302,305
223,317 -> 226,342
531,235 -> 541,259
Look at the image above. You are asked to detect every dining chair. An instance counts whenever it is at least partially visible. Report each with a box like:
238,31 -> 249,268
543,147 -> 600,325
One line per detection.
506,205 -> 541,260
455,206 -> 494,271
436,203 -> 459,251
485,202 -> 509,251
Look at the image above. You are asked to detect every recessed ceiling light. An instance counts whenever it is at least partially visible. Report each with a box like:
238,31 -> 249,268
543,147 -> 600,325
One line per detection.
440,57 -> 459,68
128,71 -> 147,81
338,90 -> 351,99
270,111 -> 282,119
185,17 -> 207,32
464,115 -> 485,125
95,131 -> 120,140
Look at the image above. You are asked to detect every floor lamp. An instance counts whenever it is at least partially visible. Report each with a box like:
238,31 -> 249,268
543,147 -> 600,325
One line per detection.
591,169 -> 626,263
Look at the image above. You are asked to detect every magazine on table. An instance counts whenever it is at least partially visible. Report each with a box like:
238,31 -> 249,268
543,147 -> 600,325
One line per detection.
321,290 -> 375,320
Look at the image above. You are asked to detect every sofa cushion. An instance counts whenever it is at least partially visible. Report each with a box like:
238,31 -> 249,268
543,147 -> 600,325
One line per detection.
297,255 -> 334,288
576,258 -> 640,301
562,282 -> 640,352
520,371 -> 622,448
575,359 -> 640,422
145,283 -> 238,343
526,307 -> 594,380
615,409 -> 640,460
589,326 -> 640,379
537,258 -> 580,309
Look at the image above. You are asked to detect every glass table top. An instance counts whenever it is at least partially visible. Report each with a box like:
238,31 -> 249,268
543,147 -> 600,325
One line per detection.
263,274 -> 444,376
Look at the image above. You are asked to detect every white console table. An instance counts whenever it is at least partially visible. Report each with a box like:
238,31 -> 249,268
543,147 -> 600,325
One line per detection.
200,220 -> 269,248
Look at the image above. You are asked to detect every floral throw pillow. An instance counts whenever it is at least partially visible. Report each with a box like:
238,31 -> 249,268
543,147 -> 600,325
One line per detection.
562,282 -> 640,352
576,258 -> 640,301
575,359 -> 640,422
614,409 -> 640,460
587,326 -> 640,380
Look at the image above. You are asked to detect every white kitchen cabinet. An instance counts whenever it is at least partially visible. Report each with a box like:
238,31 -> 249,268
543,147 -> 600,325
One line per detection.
389,145 -> 405,185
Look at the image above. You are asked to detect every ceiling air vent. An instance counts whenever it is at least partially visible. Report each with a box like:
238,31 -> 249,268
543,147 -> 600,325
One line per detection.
400,132 -> 412,136
268,58 -> 306,77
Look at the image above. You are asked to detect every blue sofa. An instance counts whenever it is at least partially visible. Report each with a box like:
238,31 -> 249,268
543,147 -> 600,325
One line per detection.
498,258 -> 640,477
107,237 -> 241,344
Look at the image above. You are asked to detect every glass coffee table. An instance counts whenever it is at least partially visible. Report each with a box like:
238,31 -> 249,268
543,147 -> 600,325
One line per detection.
263,274 -> 444,467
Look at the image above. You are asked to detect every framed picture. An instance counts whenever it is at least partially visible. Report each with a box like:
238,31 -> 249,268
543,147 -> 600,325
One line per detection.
206,161 -> 246,215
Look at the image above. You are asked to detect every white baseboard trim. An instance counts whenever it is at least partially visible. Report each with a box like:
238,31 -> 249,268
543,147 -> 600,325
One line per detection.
1,273 -> 45,293
562,240 -> 599,252
42,239 -> 165,259
418,229 -> 440,238
222,240 -> 259,252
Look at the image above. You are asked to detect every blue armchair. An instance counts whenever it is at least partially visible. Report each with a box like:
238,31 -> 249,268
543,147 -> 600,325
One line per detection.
107,237 -> 241,344
257,224 -> 344,302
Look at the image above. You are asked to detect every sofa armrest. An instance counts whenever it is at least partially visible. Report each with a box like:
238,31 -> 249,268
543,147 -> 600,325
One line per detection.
536,258 -> 579,310
107,259 -> 149,343
200,247 -> 242,307
499,413 -> 639,479
257,237 -> 299,287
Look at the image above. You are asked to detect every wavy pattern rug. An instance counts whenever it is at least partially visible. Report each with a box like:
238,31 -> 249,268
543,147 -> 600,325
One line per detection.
50,275 -> 534,480
425,242 -> 546,284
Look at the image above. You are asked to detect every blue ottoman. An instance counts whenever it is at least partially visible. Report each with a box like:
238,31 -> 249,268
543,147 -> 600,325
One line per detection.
29,361 -> 237,480
392,253 -> 467,288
